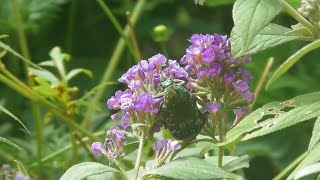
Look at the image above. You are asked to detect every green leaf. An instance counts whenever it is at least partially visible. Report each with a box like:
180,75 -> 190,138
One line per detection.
14,160 -> 29,176
294,162 -> 320,180
0,41 -> 42,70
142,156 -> 230,180
0,105 -> 29,133
309,117 -> 320,151
287,142 -> 320,180
60,162 -> 122,180
232,0 -> 281,51
266,39 -> 320,89
0,137 -> 23,151
66,68 -> 93,81
38,60 -> 54,67
49,47 -> 67,79
226,92 -> 320,144
205,155 -> 250,172
286,23 -> 313,37
231,23 -> 304,58
124,141 -> 139,155
29,68 -> 59,85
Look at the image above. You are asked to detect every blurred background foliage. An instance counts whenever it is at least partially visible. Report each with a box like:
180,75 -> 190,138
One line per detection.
0,0 -> 318,179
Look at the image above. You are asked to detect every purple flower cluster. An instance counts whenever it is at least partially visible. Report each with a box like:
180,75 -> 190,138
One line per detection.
181,33 -> 254,106
14,172 -> 32,180
152,139 -> 181,167
91,126 -> 126,159
107,54 -> 188,129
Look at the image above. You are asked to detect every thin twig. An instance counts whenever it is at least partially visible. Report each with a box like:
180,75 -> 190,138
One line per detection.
249,57 -> 274,109
73,132 -> 98,162
96,0 -> 138,61
126,11 -> 142,60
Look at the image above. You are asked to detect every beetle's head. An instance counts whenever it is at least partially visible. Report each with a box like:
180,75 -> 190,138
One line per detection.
160,78 -> 173,89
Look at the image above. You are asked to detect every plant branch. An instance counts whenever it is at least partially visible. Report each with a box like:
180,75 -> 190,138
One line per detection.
133,130 -> 145,180
279,0 -> 320,37
126,11 -> 142,60
81,0 -> 146,128
96,0 -> 138,61
249,57 -> 274,109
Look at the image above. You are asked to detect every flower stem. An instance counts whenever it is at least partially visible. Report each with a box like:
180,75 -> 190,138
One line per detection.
218,116 -> 224,168
133,130 -> 145,180
279,0 -> 320,37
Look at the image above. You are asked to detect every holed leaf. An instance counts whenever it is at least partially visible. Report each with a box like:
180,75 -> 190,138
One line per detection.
226,91 -> 320,144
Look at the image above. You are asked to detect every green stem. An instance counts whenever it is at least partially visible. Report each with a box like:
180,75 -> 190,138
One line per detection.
11,0 -> 43,176
96,0 -> 138,61
81,0 -> 146,128
279,0 -> 320,37
273,151 -> 308,180
133,130 -> 145,180
0,72 -> 97,141
218,114 -> 225,168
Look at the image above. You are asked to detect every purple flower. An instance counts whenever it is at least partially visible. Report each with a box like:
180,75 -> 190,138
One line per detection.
163,60 -> 189,81
14,172 -> 32,180
153,139 -> 181,165
91,142 -> 106,156
224,72 -> 235,83
207,63 -> 222,77
234,80 -> 249,93
111,113 -> 119,121
92,126 -> 126,159
242,90 -> 255,103
233,107 -> 251,126
121,112 -> 131,129
2,164 -> 11,171
205,102 -> 221,113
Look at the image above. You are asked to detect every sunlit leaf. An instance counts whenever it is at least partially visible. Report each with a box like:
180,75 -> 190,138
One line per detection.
49,47 -> 67,79
0,105 -> 29,133
232,0 -> 281,51
38,60 -> 54,67
142,156 -> 230,180
66,68 -> 93,81
29,68 -> 59,85
287,142 -> 320,180
226,91 -> 320,144
266,39 -> 320,89
309,117 -> 320,151
294,162 -> 320,180
59,162 -> 122,180
0,137 -> 23,151
231,23 -> 304,58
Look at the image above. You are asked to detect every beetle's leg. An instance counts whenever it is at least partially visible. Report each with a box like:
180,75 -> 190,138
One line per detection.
172,79 -> 186,86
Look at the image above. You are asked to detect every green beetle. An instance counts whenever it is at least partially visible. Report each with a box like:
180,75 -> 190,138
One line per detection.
156,78 -> 203,140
